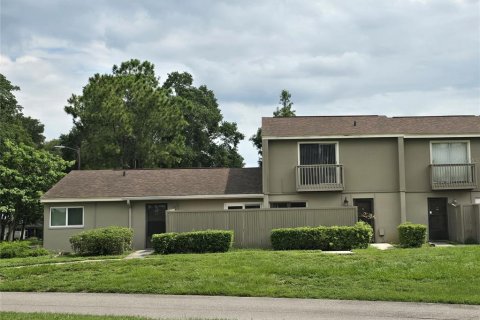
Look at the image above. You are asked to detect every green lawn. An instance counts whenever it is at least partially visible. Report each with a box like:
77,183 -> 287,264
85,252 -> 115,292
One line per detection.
1,247 -> 479,304
0,254 -> 125,268
0,312 -> 219,320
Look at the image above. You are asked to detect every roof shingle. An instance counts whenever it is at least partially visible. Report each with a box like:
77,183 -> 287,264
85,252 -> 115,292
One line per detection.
262,115 -> 480,137
42,168 -> 262,200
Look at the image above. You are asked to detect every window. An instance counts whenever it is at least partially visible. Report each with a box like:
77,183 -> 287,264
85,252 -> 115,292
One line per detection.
298,142 -> 339,184
270,202 -> 307,208
224,203 -> 262,210
431,141 -> 471,183
50,207 -> 84,227
431,142 -> 469,165
299,143 -> 337,165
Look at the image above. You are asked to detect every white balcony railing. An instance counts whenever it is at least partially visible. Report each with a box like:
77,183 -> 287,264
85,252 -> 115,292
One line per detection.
296,164 -> 344,192
430,163 -> 477,190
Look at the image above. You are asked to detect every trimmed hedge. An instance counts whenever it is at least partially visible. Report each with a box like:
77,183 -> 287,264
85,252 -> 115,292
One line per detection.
271,222 -> 373,251
0,241 -> 49,259
398,222 -> 427,248
70,226 -> 133,256
152,230 -> 233,254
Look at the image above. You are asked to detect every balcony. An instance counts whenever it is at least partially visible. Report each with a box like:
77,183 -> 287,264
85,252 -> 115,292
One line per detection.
430,164 -> 477,190
296,164 -> 344,192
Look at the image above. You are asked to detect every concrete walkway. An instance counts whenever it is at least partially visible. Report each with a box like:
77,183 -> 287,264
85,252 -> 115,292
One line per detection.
1,292 -> 479,320
124,249 -> 154,259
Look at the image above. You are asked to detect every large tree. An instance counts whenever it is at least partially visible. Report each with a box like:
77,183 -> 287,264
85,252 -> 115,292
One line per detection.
63,60 -> 244,169
0,140 -> 71,240
250,89 -> 296,165
0,74 -> 45,147
162,71 -> 244,167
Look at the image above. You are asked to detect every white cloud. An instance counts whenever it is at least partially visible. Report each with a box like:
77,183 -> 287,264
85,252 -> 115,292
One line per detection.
1,0 -> 479,167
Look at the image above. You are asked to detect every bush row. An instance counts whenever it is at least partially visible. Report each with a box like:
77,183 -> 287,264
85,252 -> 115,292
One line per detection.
152,230 -> 233,254
270,222 -> 373,251
0,241 -> 49,259
398,222 -> 427,248
70,226 -> 133,256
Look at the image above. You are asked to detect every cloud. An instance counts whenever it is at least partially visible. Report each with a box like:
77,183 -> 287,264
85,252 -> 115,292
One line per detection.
1,0 -> 479,167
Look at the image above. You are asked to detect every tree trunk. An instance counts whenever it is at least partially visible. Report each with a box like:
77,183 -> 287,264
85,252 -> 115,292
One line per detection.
0,223 -> 5,241
20,221 -> 26,240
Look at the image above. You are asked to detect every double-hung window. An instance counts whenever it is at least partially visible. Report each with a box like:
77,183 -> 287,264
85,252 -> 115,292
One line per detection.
50,207 -> 84,227
431,141 -> 471,183
299,142 -> 339,184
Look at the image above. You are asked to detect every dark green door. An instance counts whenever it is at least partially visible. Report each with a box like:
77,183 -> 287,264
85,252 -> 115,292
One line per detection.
428,198 -> 448,241
146,203 -> 167,248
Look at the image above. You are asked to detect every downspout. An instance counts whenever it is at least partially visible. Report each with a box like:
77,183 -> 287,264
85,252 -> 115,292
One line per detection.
127,200 -> 132,229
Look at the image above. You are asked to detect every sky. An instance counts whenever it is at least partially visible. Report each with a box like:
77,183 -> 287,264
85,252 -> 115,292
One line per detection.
1,0 -> 479,167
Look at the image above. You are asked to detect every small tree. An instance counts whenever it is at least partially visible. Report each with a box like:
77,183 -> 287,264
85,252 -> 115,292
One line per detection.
250,89 -> 296,165
0,140 -> 72,240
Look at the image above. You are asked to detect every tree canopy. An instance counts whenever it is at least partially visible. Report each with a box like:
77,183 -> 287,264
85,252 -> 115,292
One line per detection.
0,74 -> 45,147
250,89 -> 296,165
0,74 -> 68,240
62,60 -> 244,169
0,140 -> 71,240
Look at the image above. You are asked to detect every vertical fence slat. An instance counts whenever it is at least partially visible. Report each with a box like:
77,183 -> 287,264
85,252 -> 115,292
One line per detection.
167,207 -> 358,248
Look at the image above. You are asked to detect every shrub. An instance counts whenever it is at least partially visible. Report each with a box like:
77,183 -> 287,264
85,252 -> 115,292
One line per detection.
70,226 -> 133,256
271,222 -> 373,251
0,241 -> 50,259
398,222 -> 427,248
152,230 -> 233,254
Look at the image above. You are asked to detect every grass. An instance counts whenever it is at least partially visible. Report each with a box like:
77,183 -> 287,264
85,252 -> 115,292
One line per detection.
0,312 -> 220,320
1,247 -> 479,304
0,254 -> 125,268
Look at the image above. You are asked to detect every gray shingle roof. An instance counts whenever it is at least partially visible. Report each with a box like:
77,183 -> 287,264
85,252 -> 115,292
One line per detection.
262,115 -> 480,137
42,168 -> 262,200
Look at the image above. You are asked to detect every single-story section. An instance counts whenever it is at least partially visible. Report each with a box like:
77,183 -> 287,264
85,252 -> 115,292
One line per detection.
41,168 -> 263,251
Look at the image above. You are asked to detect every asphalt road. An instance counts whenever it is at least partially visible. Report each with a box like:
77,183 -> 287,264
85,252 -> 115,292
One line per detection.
1,292 -> 479,320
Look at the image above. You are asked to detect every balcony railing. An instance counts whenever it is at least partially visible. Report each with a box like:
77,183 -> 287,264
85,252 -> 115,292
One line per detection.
296,164 -> 344,192
430,163 -> 477,190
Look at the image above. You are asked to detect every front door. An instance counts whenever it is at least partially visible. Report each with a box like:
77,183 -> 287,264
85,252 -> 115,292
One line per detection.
428,198 -> 448,241
146,203 -> 167,248
353,198 -> 375,242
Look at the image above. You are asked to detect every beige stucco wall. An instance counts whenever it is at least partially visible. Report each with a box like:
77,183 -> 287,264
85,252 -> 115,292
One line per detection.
405,138 -> 480,192
44,197 -> 263,252
405,191 -> 476,227
267,138 -> 399,195
43,202 -> 129,252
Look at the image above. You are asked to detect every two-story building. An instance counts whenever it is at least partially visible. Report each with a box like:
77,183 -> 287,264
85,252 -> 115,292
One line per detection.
261,115 -> 480,243
41,115 -> 480,250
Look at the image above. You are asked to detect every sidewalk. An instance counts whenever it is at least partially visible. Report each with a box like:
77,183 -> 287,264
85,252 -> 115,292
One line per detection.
1,292 -> 479,320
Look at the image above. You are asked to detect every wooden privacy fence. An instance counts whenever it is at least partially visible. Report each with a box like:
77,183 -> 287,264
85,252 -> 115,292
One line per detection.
166,207 -> 358,248
447,204 -> 480,243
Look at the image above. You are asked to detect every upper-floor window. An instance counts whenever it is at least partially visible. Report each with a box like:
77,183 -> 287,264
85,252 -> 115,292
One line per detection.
430,141 -> 472,185
431,141 -> 470,164
298,142 -> 341,186
299,142 -> 338,165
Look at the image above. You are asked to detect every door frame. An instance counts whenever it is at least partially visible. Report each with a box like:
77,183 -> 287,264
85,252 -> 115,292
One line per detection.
353,198 -> 375,242
145,203 -> 168,248
427,197 -> 449,241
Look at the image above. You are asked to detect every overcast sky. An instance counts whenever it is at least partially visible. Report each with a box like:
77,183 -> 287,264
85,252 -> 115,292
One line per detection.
1,0 -> 479,166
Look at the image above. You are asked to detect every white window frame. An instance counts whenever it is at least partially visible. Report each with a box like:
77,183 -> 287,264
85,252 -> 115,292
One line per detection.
297,141 -> 339,165
429,140 -> 471,164
49,206 -> 84,228
224,202 -> 262,210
